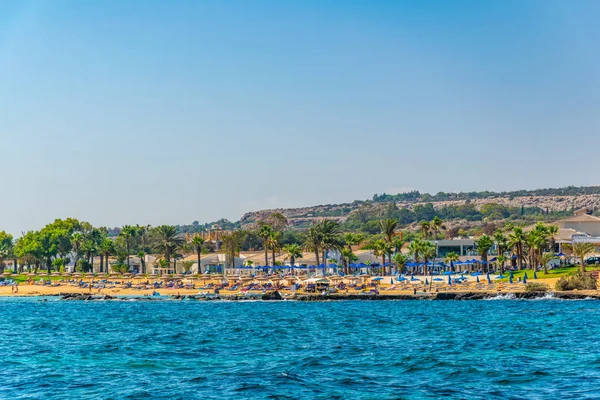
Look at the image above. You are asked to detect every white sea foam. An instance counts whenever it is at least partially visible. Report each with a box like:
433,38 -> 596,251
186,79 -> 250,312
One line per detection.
484,293 -> 517,300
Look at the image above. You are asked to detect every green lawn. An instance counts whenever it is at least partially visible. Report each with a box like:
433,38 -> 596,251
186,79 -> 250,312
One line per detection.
2,274 -> 66,284
495,266 -> 600,282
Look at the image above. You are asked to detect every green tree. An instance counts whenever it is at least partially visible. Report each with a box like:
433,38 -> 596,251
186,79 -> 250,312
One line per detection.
150,225 -> 185,267
392,253 -> 409,274
475,235 -> 494,269
257,224 -> 273,266
190,235 -> 205,274
316,219 -> 344,267
283,243 -> 303,267
99,238 -> 115,273
564,242 -> 596,273
509,227 -> 526,270
119,225 -> 138,270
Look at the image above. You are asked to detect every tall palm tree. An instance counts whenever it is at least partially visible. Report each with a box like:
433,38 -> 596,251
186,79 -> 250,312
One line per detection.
257,224 -> 273,266
71,232 -> 83,268
119,225 -> 138,270
509,227 -> 526,270
268,230 -> 281,266
137,251 -> 146,274
430,217 -> 446,239
420,241 -> 436,276
150,225 -> 185,267
475,235 -> 494,271
303,226 -> 321,266
99,238 -> 114,273
493,230 -> 508,258
379,218 -> 398,244
419,221 -> 431,239
316,219 -> 343,267
340,247 -> 354,275
283,244 -> 303,267
546,224 -> 559,254
190,235 -> 205,274
379,218 -> 399,265
408,239 -> 424,274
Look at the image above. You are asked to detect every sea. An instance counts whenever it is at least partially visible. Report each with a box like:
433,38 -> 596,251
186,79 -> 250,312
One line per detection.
1,297 -> 600,399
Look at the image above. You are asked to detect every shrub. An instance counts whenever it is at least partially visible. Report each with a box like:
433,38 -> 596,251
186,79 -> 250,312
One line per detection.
525,282 -> 550,292
555,271 -> 598,291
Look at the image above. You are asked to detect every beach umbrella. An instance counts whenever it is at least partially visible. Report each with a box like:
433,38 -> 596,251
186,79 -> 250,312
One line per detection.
425,278 -> 429,285
433,278 -> 444,282
487,273 -> 491,284
534,271 -> 538,279
476,276 -> 480,283
372,277 -> 383,281
390,278 -> 394,285
509,274 -> 513,284
448,274 -> 452,285
523,273 -> 528,284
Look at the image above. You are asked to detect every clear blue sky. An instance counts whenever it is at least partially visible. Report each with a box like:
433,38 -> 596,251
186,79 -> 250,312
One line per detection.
1,0 -> 599,234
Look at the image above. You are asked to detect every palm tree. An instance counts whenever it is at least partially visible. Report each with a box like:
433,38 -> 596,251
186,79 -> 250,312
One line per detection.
540,252 -> 554,275
267,231 -> 281,266
340,247 -> 354,275
494,230 -> 508,258
444,251 -> 460,271
344,233 -> 364,250
283,244 -> 303,267
392,253 -> 409,274
119,225 -> 138,270
181,260 -> 195,274
430,217 -> 446,239
99,238 -> 114,273
316,219 -> 343,267
496,254 -> 508,274
509,227 -> 526,270
71,232 -> 83,268
137,251 -> 146,274
420,241 -> 436,276
408,239 -> 423,265
567,242 -> 596,273
369,239 -> 391,274
475,235 -> 494,272
419,221 -> 431,239
379,218 -> 398,243
546,224 -> 559,254
257,224 -> 273,266
150,225 -> 185,267
190,235 -> 205,274
303,226 -> 321,266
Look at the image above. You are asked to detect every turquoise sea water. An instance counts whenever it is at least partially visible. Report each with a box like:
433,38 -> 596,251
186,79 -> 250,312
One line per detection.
2,298 -> 600,399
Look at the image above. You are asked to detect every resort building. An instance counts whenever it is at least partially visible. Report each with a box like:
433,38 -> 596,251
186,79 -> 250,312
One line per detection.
433,239 -> 476,258
555,211 -> 600,246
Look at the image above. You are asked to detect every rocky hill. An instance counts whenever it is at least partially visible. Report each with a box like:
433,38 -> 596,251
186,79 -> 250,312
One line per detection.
239,187 -> 600,228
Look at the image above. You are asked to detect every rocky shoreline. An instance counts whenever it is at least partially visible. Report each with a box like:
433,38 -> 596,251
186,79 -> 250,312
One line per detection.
50,291 -> 600,301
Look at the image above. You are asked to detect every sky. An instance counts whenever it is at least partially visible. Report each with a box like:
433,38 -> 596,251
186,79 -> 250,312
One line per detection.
1,0 -> 599,234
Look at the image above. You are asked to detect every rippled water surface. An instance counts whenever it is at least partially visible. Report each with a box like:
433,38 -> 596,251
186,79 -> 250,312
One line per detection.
2,298 -> 600,399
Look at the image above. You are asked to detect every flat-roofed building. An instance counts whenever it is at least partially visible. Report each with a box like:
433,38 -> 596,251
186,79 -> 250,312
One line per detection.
434,239 -> 476,258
